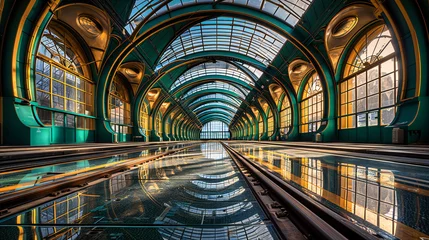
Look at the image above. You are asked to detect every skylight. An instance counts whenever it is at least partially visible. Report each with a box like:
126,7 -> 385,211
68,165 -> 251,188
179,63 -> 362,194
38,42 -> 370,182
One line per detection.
189,94 -> 241,106
193,102 -> 238,113
170,61 -> 254,91
127,0 -> 313,33
158,17 -> 286,67
181,82 -> 248,99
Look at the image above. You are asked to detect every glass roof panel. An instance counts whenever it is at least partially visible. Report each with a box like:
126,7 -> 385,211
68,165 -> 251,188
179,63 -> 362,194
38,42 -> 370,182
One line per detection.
127,0 -> 313,33
234,62 -> 264,79
189,93 -> 241,106
182,82 -> 248,99
126,0 -> 165,33
158,17 -> 287,67
171,61 -> 253,91
194,102 -> 238,113
196,108 -> 235,117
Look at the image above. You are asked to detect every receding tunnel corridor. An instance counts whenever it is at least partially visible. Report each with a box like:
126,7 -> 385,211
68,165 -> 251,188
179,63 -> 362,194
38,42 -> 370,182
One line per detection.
1,0 -> 429,239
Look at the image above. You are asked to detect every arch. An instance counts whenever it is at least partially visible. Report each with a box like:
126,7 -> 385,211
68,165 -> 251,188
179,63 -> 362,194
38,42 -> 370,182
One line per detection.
109,75 -> 132,142
298,72 -> 324,134
139,100 -> 149,139
337,24 -> 399,138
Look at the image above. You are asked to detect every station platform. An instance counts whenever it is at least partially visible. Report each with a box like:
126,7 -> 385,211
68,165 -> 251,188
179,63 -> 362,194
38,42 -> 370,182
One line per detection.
242,141 -> 429,165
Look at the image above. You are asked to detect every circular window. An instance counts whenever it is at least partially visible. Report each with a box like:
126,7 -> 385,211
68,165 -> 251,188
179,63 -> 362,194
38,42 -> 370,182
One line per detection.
291,63 -> 308,74
125,68 -> 139,78
78,15 -> 102,36
332,16 -> 358,38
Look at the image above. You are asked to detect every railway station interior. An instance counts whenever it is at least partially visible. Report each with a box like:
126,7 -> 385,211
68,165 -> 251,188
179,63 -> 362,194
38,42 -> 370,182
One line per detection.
0,0 -> 428,239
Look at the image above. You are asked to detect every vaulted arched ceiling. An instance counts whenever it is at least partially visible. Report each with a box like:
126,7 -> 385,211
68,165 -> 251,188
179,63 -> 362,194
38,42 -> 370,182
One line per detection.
120,0 -> 314,128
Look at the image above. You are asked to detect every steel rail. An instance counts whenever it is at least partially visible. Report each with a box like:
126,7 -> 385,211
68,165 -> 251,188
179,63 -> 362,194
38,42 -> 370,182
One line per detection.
222,142 -> 377,240
0,141 -> 187,160
0,142 -> 192,173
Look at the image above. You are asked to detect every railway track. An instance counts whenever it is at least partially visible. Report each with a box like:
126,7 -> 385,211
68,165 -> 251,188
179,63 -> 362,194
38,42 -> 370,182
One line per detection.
0,142 -> 194,173
221,142 -> 378,240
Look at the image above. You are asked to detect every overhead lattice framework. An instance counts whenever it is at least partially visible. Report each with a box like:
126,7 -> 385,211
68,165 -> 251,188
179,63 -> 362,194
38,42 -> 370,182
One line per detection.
181,82 -> 249,99
170,61 -> 255,91
193,102 -> 238,113
127,0 -> 313,32
132,0 -> 313,131
189,94 -> 242,107
158,17 -> 287,67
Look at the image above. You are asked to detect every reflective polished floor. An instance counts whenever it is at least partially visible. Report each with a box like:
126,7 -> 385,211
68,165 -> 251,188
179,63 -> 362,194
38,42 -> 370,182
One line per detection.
0,143 -> 191,195
227,142 -> 429,239
0,143 -> 279,240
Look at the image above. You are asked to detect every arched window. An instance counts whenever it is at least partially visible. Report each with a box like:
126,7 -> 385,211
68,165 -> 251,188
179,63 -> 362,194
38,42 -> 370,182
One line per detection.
35,23 -> 94,130
200,121 -> 230,139
165,118 -> 171,135
267,109 -> 274,137
171,120 -> 176,137
109,77 -> 131,134
339,25 -> 398,129
300,73 -> 323,133
139,101 -> 149,135
258,114 -> 264,138
280,95 -> 292,136
155,112 -> 162,134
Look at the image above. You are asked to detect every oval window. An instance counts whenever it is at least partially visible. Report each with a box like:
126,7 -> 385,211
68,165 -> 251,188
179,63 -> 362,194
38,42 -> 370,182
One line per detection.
332,17 -> 358,38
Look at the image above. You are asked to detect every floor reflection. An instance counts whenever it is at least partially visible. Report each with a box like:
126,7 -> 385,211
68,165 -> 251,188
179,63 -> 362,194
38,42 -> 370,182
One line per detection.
0,143 -> 279,240
228,143 -> 429,239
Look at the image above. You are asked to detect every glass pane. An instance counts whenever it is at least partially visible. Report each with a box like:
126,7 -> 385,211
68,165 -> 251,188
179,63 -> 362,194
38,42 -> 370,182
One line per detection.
357,99 -> 366,112
357,113 -> 366,127
347,90 -> 355,102
36,74 -> 50,92
36,91 -> 50,107
368,94 -> 379,110
381,73 -> 394,91
381,107 -> 395,125
54,113 -> 64,126
381,90 -> 394,107
53,67 -> 64,81
381,58 -> 395,76
367,80 -> 379,96
36,59 -> 50,75
66,99 -> 75,112
368,66 -> 379,81
347,102 -> 355,114
357,85 -> 366,99
66,73 -> 76,86
66,86 -> 76,99
53,96 -> 64,110
36,108 -> 52,126
66,115 -> 75,128
357,73 -> 366,86
368,111 -> 378,126
52,81 -> 64,95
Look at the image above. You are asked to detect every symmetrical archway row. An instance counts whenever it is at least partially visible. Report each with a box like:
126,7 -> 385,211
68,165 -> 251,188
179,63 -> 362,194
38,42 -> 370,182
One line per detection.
0,0 -> 427,145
